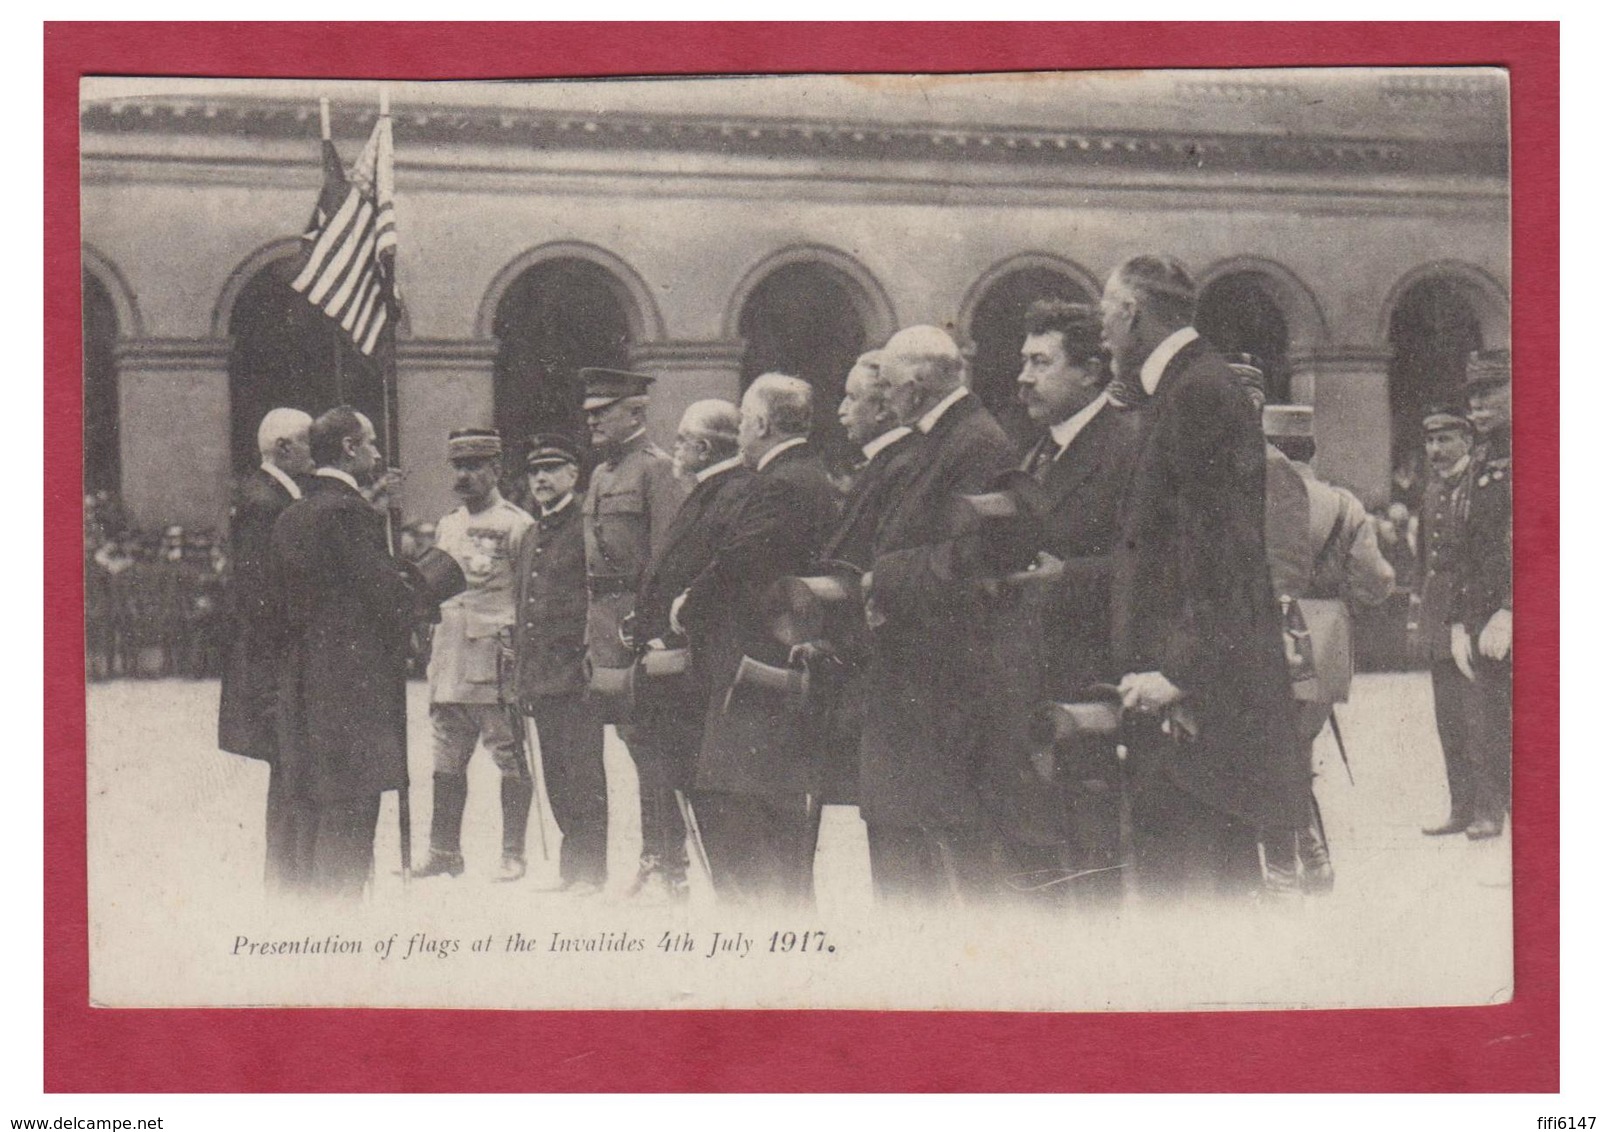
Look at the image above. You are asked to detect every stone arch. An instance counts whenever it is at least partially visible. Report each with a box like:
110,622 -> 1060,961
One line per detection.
1197,255 -> 1329,355
81,243 -> 144,339
1379,260 -> 1510,350
956,252 -> 1102,342
723,244 -> 897,347
477,241 -> 664,344
214,237 -> 413,340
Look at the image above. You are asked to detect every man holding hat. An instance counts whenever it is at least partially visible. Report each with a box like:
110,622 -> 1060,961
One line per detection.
579,368 -> 690,899
1450,348 -> 1513,839
513,436 -> 607,895
416,427 -> 537,882
1413,403 -> 1482,838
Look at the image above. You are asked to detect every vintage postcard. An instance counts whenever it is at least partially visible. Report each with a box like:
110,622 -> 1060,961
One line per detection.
79,67 -> 1515,1014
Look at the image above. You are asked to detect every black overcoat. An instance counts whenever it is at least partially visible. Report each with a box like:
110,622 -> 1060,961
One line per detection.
681,444 -> 840,796
818,430 -> 924,573
272,476 -> 415,804
1109,337 -> 1304,831
217,468 -> 301,761
858,393 -> 1031,833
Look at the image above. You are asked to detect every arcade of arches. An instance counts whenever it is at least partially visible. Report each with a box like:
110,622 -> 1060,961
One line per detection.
84,251 -> 1509,530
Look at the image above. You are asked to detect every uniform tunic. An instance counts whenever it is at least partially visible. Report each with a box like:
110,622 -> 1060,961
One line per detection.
428,494 -> 533,705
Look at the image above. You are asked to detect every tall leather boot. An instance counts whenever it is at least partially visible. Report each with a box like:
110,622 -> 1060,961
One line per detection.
416,772 -> 467,878
498,776 -> 534,882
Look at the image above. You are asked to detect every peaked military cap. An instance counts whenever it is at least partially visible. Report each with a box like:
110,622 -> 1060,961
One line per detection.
1422,404 -> 1472,434
581,368 -> 655,411
447,427 -> 502,461
526,433 -> 581,469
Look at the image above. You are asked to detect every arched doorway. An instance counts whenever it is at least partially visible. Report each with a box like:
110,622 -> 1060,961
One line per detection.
737,261 -> 875,471
491,256 -> 632,472
83,269 -> 121,498
1197,272 -> 1293,404
1387,277 -> 1485,492
226,254 -> 384,475
964,265 -> 1094,445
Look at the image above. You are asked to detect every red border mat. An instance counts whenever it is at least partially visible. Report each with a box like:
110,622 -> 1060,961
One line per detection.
43,21 -> 1560,1093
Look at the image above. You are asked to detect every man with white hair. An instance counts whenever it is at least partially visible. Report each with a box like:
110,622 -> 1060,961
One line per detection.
856,326 -> 1030,906
674,375 -> 839,905
218,406 -> 313,892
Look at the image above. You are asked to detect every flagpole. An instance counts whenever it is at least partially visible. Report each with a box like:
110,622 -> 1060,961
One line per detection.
317,98 -> 346,407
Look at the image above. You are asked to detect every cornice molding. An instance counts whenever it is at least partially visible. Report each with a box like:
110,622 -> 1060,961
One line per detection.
628,340 -> 748,370
114,337 -> 231,370
81,98 -> 1508,179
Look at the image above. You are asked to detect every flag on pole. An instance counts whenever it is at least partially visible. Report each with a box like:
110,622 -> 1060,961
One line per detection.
291,113 -> 398,357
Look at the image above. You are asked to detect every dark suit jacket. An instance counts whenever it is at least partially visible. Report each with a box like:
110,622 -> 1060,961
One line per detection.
1109,335 -> 1304,831
819,429 -> 924,573
858,392 -> 1033,833
217,467 -> 302,761
272,475 -> 416,804
511,497 -> 589,701
1024,400 -> 1151,697
683,443 -> 840,796
635,463 -> 756,644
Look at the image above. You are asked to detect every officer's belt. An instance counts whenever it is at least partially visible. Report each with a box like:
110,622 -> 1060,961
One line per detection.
587,575 -> 636,597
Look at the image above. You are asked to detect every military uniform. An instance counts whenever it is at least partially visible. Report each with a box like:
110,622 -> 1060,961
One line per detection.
1455,418 -> 1513,835
1411,411 -> 1478,836
579,368 -> 690,897
418,430 -> 537,880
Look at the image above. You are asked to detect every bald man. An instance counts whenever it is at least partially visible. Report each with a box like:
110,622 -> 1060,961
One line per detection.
219,407 -> 314,891
856,327 -> 1035,907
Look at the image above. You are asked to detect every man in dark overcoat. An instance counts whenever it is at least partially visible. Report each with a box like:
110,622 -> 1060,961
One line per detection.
1013,300 -> 1150,907
1099,255 -> 1303,901
675,375 -> 840,905
856,326 -> 1032,907
217,407 -> 313,892
513,437 -> 608,895
272,406 -> 417,901
625,400 -> 754,904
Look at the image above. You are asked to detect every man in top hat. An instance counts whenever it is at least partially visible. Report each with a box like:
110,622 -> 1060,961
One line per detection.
415,428 -> 537,882
1013,299 -> 1151,907
1248,375 -> 1394,894
1413,402 -> 1483,838
579,367 -> 690,898
271,406 -> 419,901
673,375 -> 840,905
1099,256 -> 1302,901
624,400 -> 754,904
1449,348 -> 1513,839
219,408 -> 314,891
512,436 -> 608,896
855,325 -> 1033,907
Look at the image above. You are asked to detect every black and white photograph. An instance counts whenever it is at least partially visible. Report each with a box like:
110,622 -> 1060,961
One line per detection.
79,68 -> 1514,1011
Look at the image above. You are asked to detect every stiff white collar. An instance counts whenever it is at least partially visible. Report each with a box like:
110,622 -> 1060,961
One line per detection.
1047,392 -> 1110,457
916,386 -> 969,434
695,454 -> 745,484
261,461 -> 302,500
314,467 -> 360,493
1139,326 -> 1201,395
862,425 -> 913,463
540,492 -> 575,518
756,436 -> 807,472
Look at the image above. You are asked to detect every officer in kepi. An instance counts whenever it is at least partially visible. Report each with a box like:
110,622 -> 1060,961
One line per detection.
579,367 -> 690,900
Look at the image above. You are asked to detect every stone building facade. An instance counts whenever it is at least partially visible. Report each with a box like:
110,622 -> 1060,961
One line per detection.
80,72 -> 1510,530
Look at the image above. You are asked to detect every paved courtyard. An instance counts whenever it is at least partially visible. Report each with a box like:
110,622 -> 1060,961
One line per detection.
84,672 -> 1512,1012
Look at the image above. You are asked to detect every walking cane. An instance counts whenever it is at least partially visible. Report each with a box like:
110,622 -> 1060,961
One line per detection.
497,628 -> 550,864
1326,708 -> 1356,786
674,789 -> 716,891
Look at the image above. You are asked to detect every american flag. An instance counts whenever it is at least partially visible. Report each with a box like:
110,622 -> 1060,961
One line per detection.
290,114 -> 397,357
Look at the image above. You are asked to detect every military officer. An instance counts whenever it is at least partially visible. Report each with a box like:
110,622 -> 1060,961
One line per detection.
415,428 -> 537,882
579,368 -> 690,898
513,436 -> 608,895
1451,349 -> 1513,840
1413,404 -> 1480,838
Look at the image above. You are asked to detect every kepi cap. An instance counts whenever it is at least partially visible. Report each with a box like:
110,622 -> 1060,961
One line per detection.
526,433 -> 581,470
1422,404 -> 1472,434
582,368 -> 655,411
447,427 -> 502,462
